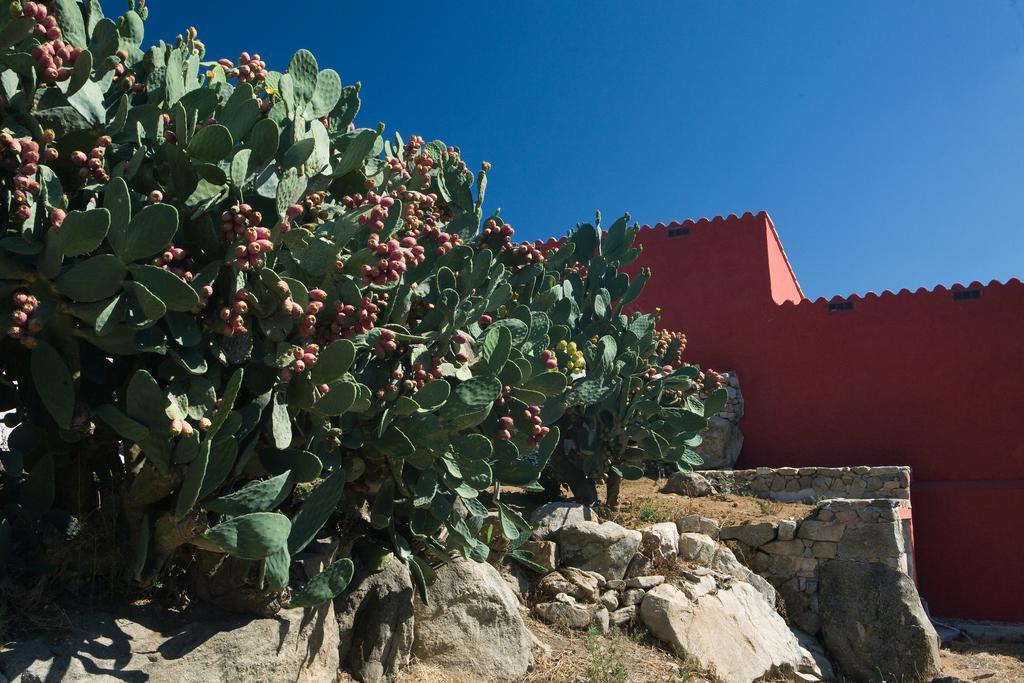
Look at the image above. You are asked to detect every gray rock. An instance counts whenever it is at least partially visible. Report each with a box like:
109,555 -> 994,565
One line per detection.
676,515 -> 721,539
836,521 -> 904,561
530,502 -> 598,541
594,607 -> 610,634
798,520 -> 846,543
519,539 -> 558,570
642,522 -> 679,559
662,471 -> 714,497
600,591 -> 619,611
694,415 -> 744,470
577,569 -> 608,588
793,629 -> 835,683
500,559 -> 533,601
621,588 -> 646,607
609,606 -> 637,626
762,489 -> 818,504
537,568 -> 600,603
554,521 -> 642,581
0,605 -> 339,683
678,532 -> 717,565
534,600 -> 602,630
720,521 -> 777,548
640,582 -> 826,683
712,547 -> 777,605
625,575 -> 665,590
777,519 -> 798,541
412,558 -> 538,682
624,552 -> 654,579
819,560 -> 940,683
336,558 -> 415,683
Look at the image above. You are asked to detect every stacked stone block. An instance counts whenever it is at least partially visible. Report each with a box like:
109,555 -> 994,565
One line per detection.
716,498 -> 908,635
701,465 -> 911,502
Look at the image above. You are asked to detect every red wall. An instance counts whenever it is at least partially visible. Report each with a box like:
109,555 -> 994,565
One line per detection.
624,211 -> 1024,621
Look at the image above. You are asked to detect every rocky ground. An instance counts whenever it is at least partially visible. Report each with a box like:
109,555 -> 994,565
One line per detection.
484,477 -> 1024,683
3,476 -> 1021,683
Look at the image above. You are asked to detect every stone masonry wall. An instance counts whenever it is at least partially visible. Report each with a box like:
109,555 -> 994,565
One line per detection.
701,465 -> 911,503
692,371 -> 744,469
713,498 -> 909,635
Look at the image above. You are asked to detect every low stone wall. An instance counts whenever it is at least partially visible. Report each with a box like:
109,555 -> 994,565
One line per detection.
712,498 -> 909,635
700,465 -> 911,502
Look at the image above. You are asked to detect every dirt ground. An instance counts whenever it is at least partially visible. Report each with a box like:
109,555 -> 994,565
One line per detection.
604,477 -> 812,528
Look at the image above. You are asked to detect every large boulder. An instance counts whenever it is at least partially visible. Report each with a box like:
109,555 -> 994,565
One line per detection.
639,581 -> 825,683
412,558 -> 538,682
818,560 -> 940,682
554,521 -> 642,580
662,471 -> 714,497
336,558 -> 415,683
677,532 -> 776,605
712,546 -> 777,605
529,501 -> 598,541
694,416 -> 744,469
0,604 -> 339,683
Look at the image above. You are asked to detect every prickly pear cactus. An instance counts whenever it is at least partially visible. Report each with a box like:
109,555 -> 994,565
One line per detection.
0,0 -> 715,615
536,214 -> 728,508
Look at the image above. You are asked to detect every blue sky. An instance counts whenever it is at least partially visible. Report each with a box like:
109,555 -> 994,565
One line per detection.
142,1 -> 1024,298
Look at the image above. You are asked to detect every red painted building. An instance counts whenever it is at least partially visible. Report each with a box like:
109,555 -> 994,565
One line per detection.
622,211 -> 1024,622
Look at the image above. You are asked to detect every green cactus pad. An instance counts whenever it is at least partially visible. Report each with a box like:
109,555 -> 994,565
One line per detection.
287,467 -> 345,554
59,208 -> 110,257
205,471 -> 293,516
202,512 -> 291,561
310,339 -> 356,384
129,265 -> 201,312
289,557 -> 354,608
56,254 -> 127,302
30,342 -> 74,430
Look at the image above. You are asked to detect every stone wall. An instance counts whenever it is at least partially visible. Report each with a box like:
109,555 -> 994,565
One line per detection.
701,465 -> 911,503
712,498 -> 910,635
693,371 -> 744,469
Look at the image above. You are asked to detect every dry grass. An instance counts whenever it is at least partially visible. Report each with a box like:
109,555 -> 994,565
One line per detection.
525,619 -> 712,683
939,642 -> 1024,682
603,478 -> 811,528
397,619 -> 706,683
